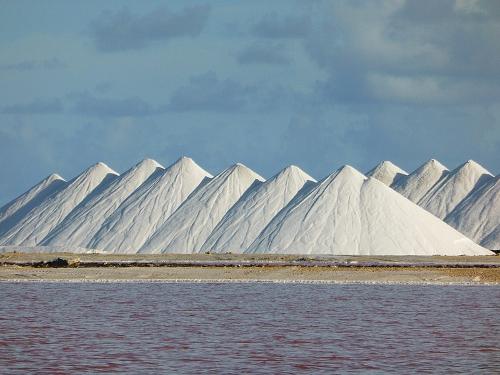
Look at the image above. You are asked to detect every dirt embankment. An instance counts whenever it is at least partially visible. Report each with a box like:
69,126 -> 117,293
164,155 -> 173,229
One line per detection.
1,252 -> 499,284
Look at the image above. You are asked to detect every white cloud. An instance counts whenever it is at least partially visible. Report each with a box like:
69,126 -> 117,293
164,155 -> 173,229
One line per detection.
303,0 -> 500,105
454,0 -> 484,14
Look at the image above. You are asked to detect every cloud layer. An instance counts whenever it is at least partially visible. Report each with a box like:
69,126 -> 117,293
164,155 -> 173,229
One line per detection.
0,58 -> 66,71
90,5 -> 210,51
236,43 -> 290,65
1,99 -> 63,114
304,0 -> 500,105
71,93 -> 155,117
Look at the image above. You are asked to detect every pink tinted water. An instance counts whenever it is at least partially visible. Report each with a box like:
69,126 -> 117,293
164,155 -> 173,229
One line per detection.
0,282 -> 498,374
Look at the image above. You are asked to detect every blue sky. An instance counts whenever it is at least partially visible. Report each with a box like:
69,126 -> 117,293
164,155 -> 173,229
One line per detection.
1,0 -> 499,205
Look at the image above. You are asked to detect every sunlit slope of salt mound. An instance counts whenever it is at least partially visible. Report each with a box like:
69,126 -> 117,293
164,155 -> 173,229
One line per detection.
366,161 -> 408,186
0,163 -> 118,246
0,245 -> 100,254
418,160 -> 494,219
140,163 -> 265,254
0,173 -> 66,224
247,166 -> 492,256
392,159 -> 449,204
202,165 -> 316,253
89,157 -> 212,253
445,176 -> 499,250
42,159 -> 163,248
0,173 -> 67,236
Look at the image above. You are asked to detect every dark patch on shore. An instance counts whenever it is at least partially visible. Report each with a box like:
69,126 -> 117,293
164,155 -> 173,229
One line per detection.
2,257 -> 500,269
31,257 -> 70,268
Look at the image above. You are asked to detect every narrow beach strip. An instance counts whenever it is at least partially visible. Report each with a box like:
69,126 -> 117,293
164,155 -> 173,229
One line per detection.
0,278 -> 498,286
2,259 -> 499,268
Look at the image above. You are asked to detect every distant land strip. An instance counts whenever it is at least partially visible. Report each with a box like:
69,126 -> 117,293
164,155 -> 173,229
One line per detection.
2,258 -> 500,269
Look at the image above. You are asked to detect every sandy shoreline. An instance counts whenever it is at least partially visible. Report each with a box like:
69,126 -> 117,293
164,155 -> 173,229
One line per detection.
1,252 -> 499,285
2,279 -> 498,286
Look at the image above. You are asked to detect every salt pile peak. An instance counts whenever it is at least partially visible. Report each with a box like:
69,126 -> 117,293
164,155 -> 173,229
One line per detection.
0,173 -> 67,236
202,165 -> 316,253
247,165 -> 491,256
90,156 -> 212,253
393,159 -> 449,203
42,159 -> 164,248
140,163 -> 265,253
445,176 -> 499,250
418,160 -> 494,219
0,162 -> 118,246
366,160 -> 408,186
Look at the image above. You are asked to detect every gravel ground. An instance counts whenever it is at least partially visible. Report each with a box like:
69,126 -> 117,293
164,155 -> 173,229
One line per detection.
1,252 -> 498,284
1,265 -> 499,284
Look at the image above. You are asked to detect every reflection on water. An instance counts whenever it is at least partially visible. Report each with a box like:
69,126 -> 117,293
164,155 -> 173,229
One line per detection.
0,282 -> 498,374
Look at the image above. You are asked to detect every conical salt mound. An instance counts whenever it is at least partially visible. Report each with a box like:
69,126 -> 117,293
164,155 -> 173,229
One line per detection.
366,161 -> 408,186
0,162 -> 119,246
0,173 -> 67,236
43,159 -> 164,248
140,163 -> 265,254
202,165 -> 316,253
481,227 -> 500,251
445,176 -> 499,250
247,165 -> 492,256
393,159 -> 449,204
89,157 -> 212,253
418,160 -> 494,219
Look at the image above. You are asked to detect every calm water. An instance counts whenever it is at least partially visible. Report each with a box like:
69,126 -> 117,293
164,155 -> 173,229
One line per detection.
0,282 -> 498,374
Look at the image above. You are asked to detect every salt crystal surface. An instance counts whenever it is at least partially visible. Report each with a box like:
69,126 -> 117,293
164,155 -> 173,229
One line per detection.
247,165 -> 491,255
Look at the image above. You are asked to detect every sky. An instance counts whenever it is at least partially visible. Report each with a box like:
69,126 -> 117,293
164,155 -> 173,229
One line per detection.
0,0 -> 499,205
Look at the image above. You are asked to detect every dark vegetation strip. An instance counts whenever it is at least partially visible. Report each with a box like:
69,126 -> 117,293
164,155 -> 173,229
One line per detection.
1,258 -> 499,269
